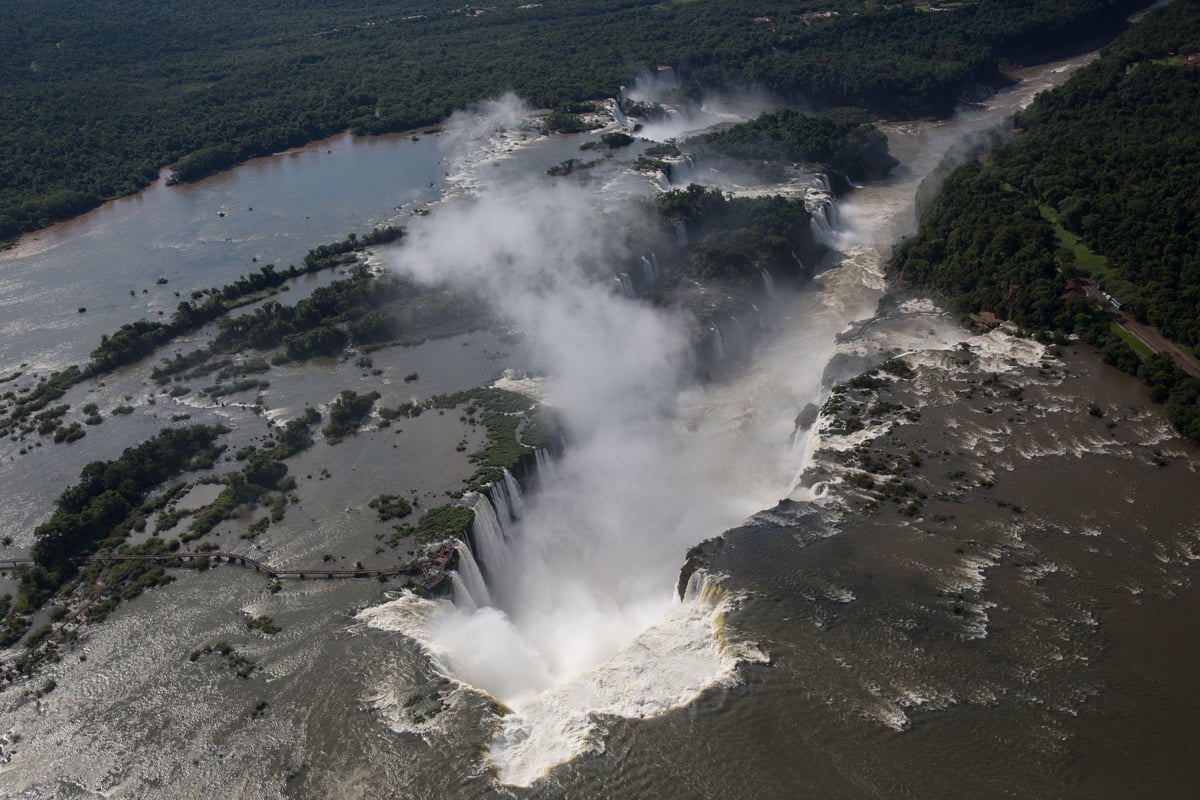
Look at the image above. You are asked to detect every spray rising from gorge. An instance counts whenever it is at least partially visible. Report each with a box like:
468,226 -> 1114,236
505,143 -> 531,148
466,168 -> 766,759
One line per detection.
357,97 -> 841,783
360,62 -> 1081,782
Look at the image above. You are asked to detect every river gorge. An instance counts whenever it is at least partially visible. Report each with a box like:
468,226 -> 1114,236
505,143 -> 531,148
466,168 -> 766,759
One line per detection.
1,49 -> 1198,800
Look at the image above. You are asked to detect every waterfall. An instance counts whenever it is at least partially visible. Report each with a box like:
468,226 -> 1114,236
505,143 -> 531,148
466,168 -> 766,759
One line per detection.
469,493 -> 511,578
711,326 -> 726,360
637,65 -> 679,93
675,221 -> 689,247
453,539 -> 492,609
616,272 -> 635,299
650,253 -> 661,278
455,473 -> 525,606
534,447 -> 558,481
791,250 -> 807,274
761,267 -> 776,299
682,569 -> 726,606
810,214 -> 829,242
669,156 -> 697,186
613,99 -> 631,130
503,469 -> 525,519
491,477 -> 514,527
641,256 -> 657,286
807,173 -> 838,241
450,573 -> 477,613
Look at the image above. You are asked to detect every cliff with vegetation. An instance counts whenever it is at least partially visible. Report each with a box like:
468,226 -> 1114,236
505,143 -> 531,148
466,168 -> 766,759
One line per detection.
890,0 -> 1200,443
693,109 -> 897,183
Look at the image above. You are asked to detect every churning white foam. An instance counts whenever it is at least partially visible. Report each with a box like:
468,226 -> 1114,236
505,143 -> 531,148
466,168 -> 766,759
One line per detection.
360,570 -> 763,785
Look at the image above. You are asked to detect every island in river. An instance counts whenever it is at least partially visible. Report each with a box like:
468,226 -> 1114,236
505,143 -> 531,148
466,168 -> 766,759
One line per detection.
2,3 -> 1199,797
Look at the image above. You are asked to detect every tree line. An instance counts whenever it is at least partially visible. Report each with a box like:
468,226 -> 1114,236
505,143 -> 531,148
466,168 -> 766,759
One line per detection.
890,0 -> 1200,444
693,108 -> 897,182
1,0 -> 1148,241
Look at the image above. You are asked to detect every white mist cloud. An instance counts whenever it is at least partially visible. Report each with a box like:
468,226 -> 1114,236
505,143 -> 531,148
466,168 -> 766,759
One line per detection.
396,163 -> 691,438
377,89 -> 910,785
381,96 -> 774,783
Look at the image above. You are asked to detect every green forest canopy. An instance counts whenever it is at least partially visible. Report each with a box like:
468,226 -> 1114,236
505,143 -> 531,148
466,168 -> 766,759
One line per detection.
890,0 -> 1200,443
693,108 -> 898,181
1,0 -> 1146,240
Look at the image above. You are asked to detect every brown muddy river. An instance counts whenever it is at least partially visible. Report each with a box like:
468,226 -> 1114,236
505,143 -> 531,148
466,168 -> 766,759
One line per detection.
2,50 -> 1198,800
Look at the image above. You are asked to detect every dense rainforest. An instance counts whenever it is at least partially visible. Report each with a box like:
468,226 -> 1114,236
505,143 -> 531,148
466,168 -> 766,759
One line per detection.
890,0 -> 1200,444
657,184 -> 820,287
693,108 -> 897,182
1,0 -> 1147,241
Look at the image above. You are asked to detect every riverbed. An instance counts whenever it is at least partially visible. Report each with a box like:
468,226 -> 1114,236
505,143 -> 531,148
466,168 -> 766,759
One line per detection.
1,51 -> 1197,800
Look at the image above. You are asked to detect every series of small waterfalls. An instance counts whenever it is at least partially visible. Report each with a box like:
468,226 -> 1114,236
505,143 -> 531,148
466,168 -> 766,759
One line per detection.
606,169 -> 839,371
428,442 -> 749,785
409,163 -> 847,784
456,470 -> 525,608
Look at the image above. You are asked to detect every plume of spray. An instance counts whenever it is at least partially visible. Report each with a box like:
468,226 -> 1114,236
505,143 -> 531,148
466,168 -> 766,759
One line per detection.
369,57 -> 1102,781
378,96 -> 779,785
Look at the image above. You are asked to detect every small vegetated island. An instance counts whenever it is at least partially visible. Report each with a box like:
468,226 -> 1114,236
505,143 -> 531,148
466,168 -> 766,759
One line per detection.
1,0 -> 1149,242
0,210 -> 571,669
1,0 -> 1195,779
4,0 -> 1191,677
890,0 -> 1200,444
0,114 -> 847,674
693,109 -> 898,183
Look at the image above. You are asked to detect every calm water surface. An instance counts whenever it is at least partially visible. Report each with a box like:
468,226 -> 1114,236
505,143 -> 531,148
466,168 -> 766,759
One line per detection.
3,51 -> 1198,800
0,131 -> 445,374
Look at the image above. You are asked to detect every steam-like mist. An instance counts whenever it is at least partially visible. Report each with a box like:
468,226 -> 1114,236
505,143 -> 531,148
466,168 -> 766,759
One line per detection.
622,72 -> 785,143
370,95 -> 822,784
399,184 -> 687,439
372,50 -> 1112,789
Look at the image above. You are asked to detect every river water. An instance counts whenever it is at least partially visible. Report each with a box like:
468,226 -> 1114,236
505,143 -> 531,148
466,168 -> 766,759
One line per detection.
0,131 -> 445,376
3,51 -> 1198,800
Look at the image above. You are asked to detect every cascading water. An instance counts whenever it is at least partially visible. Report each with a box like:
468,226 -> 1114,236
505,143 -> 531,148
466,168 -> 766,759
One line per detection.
761,267 -> 776,299
449,574 -> 478,613
491,475 -> 515,525
681,568 -> 726,606
641,256 -> 657,285
453,540 -> 492,609
612,98 -> 631,129
712,326 -> 727,360
669,156 -> 697,186
361,93 -> 946,790
616,272 -> 635,299
468,492 -> 511,579
534,447 -> 558,481
806,173 -> 840,244
502,469 -> 525,519
791,249 -> 807,274
675,221 -> 689,247
810,214 -> 828,240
